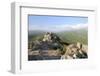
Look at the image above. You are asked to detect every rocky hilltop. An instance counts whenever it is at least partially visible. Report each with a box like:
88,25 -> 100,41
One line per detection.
28,32 -> 88,60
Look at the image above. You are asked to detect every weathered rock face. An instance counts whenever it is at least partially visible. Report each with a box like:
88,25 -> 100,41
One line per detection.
28,32 -> 64,60
28,32 -> 88,60
42,32 -> 61,43
29,32 -> 63,51
61,42 -> 88,59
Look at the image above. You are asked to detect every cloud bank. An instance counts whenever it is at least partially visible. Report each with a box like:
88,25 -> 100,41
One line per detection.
29,23 -> 88,32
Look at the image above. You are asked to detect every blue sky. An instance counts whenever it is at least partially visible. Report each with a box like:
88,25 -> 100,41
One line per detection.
29,15 -> 88,32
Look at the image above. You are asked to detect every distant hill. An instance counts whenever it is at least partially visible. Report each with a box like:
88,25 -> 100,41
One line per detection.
56,28 -> 88,44
28,30 -> 46,41
28,28 -> 88,44
28,30 -> 46,36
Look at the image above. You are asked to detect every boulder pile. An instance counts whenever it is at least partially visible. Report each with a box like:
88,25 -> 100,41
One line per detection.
28,32 -> 88,60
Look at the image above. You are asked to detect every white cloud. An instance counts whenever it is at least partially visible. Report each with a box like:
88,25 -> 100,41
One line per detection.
29,23 -> 88,32
71,24 -> 88,29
